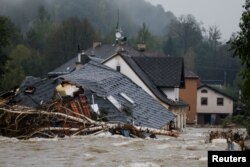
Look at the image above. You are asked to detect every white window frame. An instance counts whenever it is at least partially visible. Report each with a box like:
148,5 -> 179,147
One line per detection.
120,92 -> 135,104
107,95 -> 122,110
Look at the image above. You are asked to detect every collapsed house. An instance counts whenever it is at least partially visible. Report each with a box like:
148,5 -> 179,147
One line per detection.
56,60 -> 175,129
0,58 -> 177,138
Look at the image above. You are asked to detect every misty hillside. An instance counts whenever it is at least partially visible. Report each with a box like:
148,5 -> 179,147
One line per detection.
0,0 -> 241,93
0,0 -> 176,36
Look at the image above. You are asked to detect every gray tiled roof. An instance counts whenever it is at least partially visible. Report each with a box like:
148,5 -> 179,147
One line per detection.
49,44 -> 187,107
132,56 -> 185,88
60,61 -> 175,129
49,44 -> 164,74
119,54 -> 187,107
12,76 -> 55,107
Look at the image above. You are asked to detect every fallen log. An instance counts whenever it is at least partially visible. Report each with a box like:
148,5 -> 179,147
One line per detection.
134,126 -> 178,137
0,106 -> 178,139
0,107 -> 88,124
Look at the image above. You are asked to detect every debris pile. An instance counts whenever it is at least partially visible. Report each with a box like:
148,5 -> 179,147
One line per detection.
0,104 -> 178,139
0,60 -> 179,139
207,129 -> 248,151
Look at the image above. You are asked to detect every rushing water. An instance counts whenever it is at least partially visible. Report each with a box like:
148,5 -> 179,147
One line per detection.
0,128 -> 244,167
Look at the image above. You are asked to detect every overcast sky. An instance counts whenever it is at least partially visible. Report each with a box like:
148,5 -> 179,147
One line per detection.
145,0 -> 245,41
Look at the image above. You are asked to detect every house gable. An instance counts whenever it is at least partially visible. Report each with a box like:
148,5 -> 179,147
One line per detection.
103,53 -> 187,107
197,85 -> 234,114
103,53 -> 157,99
132,57 -> 185,88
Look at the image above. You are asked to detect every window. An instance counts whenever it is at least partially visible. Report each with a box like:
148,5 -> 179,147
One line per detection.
201,97 -> 208,105
217,98 -> 224,106
116,66 -> 121,72
107,95 -> 122,110
24,86 -> 36,94
120,92 -> 135,104
201,89 -> 208,93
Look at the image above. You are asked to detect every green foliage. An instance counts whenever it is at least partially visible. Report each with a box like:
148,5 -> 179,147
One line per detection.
165,15 -> 202,56
228,0 -> 250,120
45,17 -> 100,71
0,17 -> 11,48
0,16 -> 11,80
163,15 -> 203,70
163,15 -> 241,86
0,16 -> 22,82
9,45 -> 44,76
137,23 -> 151,43
0,45 -> 44,90
133,23 -> 162,50
0,64 -> 25,90
26,5 -> 52,51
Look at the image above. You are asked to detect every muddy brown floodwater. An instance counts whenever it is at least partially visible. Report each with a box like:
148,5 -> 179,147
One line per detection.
0,127 -> 245,167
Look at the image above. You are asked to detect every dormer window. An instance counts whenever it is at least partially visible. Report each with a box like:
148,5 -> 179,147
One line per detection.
107,95 -> 122,110
24,86 -> 36,94
120,92 -> 135,104
201,89 -> 208,93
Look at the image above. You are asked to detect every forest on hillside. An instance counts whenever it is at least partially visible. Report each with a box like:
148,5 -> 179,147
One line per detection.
0,0 -> 241,96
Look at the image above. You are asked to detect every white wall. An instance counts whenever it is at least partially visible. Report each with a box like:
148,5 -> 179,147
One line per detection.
104,55 -> 156,98
161,88 -> 179,101
104,54 -> 187,129
197,87 -> 233,114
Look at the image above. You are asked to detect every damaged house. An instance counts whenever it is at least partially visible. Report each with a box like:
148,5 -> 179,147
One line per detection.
102,53 -> 188,130
7,58 -> 175,130
56,60 -> 175,129
49,42 -> 188,130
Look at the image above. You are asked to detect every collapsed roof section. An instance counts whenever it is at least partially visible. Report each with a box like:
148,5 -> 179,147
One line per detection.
9,61 -> 175,129
12,76 -> 55,107
59,60 -> 175,129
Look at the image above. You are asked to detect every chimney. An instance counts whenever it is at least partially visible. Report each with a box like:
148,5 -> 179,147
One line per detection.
75,50 -> 90,70
137,43 -> 146,52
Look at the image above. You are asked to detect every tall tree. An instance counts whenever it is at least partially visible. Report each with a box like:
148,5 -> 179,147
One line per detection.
164,15 -> 202,70
208,26 -> 222,48
166,15 -> 202,56
228,0 -> 250,107
26,5 -> 52,51
0,16 -> 11,81
133,23 -> 162,50
45,17 -> 99,70
137,23 -> 150,43
208,26 -> 222,66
